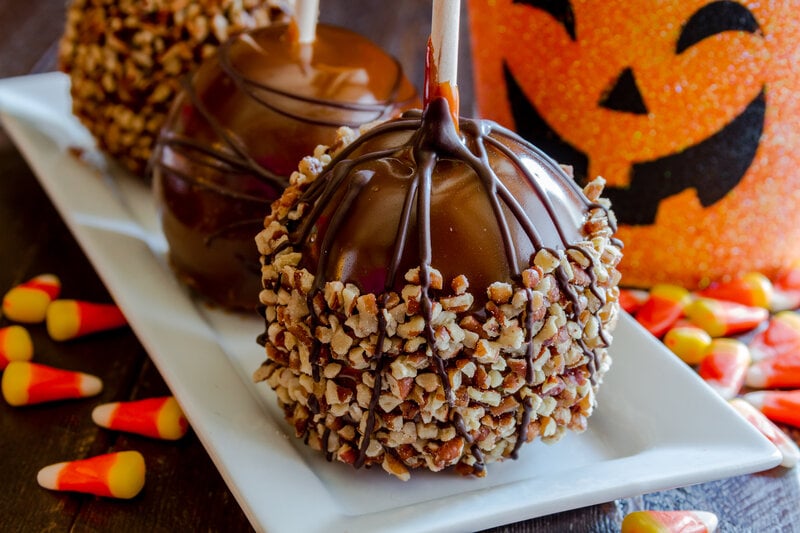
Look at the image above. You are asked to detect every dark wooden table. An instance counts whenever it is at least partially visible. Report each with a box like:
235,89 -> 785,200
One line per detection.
1,1 -> 799,532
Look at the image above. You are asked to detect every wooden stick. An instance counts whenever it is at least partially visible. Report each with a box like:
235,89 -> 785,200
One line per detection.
431,0 -> 459,89
293,0 -> 320,44
426,0 -> 461,126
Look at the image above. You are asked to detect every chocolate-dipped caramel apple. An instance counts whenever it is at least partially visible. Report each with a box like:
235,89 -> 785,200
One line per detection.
152,8 -> 418,310
253,1 -> 622,479
59,0 -> 291,176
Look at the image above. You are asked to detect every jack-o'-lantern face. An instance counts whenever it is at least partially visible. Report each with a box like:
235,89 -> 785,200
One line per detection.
469,0 -> 800,288
504,0 -> 766,225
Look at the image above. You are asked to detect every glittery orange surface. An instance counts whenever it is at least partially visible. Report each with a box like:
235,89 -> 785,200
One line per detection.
468,0 -> 800,288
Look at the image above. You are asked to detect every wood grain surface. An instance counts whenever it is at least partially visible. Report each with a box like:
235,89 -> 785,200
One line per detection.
0,1 -> 798,532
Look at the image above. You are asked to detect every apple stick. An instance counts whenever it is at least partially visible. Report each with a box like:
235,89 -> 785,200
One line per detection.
426,0 -> 461,125
293,0 -> 320,44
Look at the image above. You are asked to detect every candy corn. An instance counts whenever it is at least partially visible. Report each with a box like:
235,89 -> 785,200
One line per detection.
1,361 -> 102,406
37,450 -> 145,499
0,325 -> 33,370
619,288 -> 649,314
730,398 -> 799,469
635,284 -> 691,338
46,300 -> 127,341
748,311 -> 800,361
746,352 -> 800,389
771,265 -> 800,312
685,297 -> 768,337
743,390 -> 800,428
621,509 -> 718,533
696,272 -> 773,309
92,396 -> 189,440
697,338 -> 750,399
663,325 -> 712,365
2,274 -> 61,323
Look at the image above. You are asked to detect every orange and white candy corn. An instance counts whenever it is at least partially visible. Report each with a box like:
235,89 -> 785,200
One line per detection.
744,390 -> 800,428
619,288 -> 649,314
748,311 -> 800,361
685,297 -> 768,337
92,396 -> 189,440
1,361 -> 102,406
2,274 -> 61,323
771,265 -> 800,311
697,338 -> 751,399
37,450 -> 145,499
46,300 -> 127,341
663,325 -> 712,365
730,398 -> 799,468
635,284 -> 691,338
746,352 -> 800,389
0,325 -> 33,370
621,509 -> 718,533
696,272 -> 773,309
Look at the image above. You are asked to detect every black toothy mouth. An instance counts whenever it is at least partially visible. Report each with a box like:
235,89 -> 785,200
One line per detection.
503,63 -> 766,225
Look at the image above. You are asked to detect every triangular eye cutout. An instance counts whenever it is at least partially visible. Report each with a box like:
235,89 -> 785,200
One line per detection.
599,67 -> 649,115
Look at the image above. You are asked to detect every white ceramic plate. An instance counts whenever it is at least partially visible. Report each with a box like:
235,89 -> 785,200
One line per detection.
0,72 -> 781,533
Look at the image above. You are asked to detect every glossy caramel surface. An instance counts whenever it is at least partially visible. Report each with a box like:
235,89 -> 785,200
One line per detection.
293,102 -> 590,303
153,23 -> 418,310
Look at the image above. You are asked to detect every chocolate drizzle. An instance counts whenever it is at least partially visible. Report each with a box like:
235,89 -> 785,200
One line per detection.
263,97 -> 616,472
218,32 -> 411,128
511,396 -> 534,459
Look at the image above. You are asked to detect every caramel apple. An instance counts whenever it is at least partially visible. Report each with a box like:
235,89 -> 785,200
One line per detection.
152,23 -> 418,310
59,0 -> 290,176
253,96 -> 622,479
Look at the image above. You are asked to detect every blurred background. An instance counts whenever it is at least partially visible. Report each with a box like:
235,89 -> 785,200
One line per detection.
0,1 -> 474,113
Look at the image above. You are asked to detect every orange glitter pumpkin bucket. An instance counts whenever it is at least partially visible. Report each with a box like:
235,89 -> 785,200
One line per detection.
468,0 -> 800,288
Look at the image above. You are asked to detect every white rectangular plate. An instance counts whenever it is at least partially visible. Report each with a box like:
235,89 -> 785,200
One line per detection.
0,72 -> 781,533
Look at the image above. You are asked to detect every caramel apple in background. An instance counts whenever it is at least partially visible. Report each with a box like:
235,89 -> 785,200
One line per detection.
151,2 -> 418,311
469,0 -> 800,289
58,0 -> 292,177
254,0 -> 621,479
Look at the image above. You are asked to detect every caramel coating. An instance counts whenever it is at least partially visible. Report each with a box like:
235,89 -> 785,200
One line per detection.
152,24 -> 418,310
299,108 -> 589,304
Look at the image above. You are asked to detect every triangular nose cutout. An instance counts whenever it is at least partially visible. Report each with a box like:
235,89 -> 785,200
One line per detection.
599,67 -> 649,115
